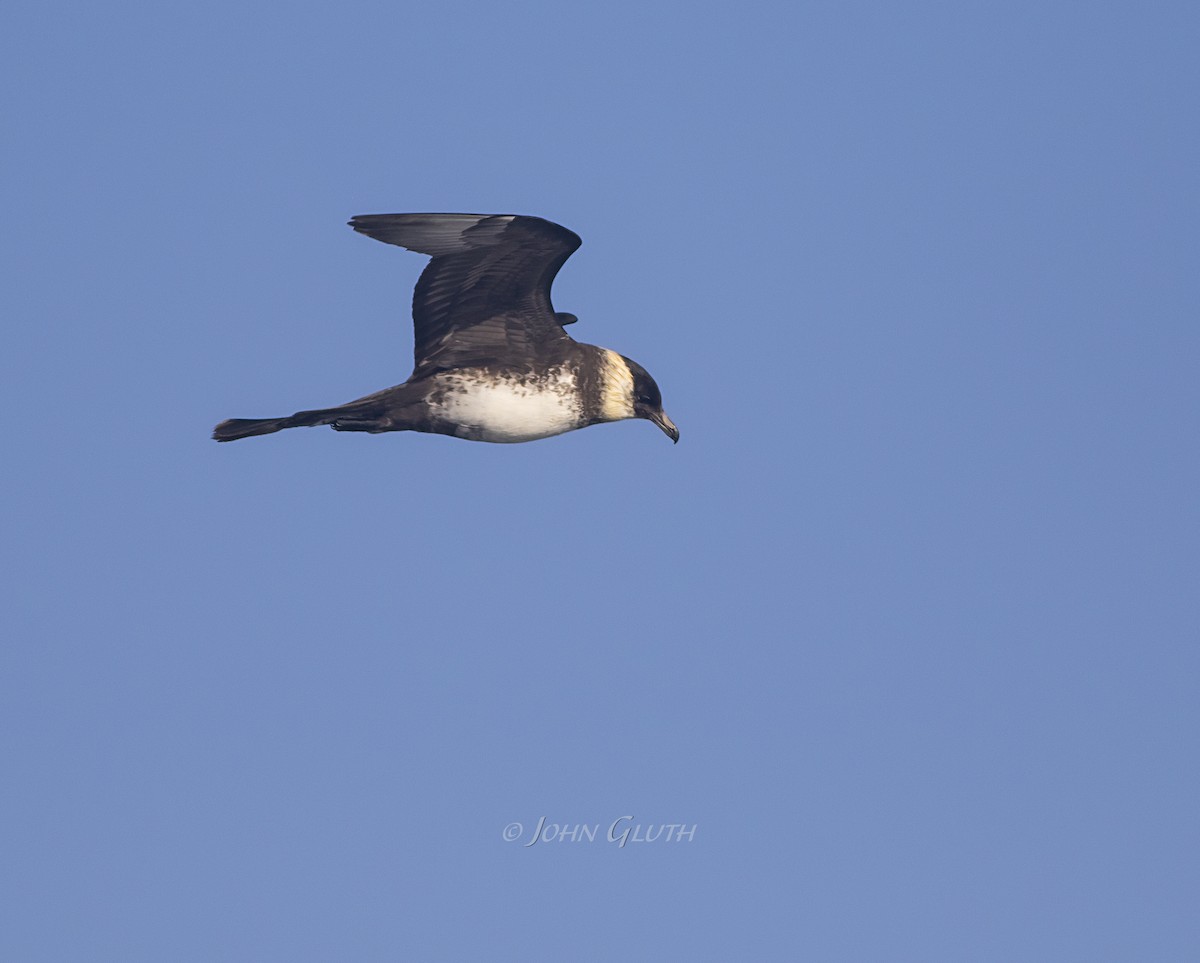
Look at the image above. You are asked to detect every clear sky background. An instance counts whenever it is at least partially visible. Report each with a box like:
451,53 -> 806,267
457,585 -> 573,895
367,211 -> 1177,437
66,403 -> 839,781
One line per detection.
2,1 -> 1197,960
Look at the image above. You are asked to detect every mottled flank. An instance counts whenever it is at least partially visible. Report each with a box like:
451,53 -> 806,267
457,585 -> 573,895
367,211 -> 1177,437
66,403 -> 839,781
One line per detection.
213,213 -> 677,446
428,367 -> 583,443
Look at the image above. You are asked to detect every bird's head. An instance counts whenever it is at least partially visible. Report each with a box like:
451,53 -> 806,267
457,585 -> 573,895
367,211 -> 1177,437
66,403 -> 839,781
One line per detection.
617,354 -> 679,444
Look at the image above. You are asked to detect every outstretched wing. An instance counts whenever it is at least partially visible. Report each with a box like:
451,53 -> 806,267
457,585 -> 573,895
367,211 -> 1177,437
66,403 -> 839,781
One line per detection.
348,213 -> 582,373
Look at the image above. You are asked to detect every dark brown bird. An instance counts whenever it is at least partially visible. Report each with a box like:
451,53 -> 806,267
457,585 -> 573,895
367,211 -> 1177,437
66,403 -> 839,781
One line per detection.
213,213 -> 678,445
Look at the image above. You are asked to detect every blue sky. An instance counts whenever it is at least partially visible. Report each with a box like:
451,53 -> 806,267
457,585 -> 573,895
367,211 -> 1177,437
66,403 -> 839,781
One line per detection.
2,0 -> 1197,959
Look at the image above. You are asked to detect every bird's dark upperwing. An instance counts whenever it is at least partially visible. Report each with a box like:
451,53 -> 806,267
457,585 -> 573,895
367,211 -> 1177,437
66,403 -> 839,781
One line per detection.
348,213 -> 582,373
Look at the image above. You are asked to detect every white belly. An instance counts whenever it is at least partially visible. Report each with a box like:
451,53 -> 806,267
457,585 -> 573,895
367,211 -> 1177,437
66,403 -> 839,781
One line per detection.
433,369 -> 583,443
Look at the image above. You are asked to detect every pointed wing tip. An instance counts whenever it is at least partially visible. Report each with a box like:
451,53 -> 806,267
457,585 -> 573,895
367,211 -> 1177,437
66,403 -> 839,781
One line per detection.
344,213 -> 582,260
347,214 -> 381,233
346,213 -> 496,251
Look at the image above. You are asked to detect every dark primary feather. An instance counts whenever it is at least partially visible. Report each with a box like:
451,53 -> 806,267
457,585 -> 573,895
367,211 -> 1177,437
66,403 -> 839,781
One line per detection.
347,213 -> 583,372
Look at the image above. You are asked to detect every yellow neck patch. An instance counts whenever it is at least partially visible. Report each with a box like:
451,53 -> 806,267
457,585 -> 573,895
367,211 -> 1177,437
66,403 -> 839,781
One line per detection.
598,349 -> 635,421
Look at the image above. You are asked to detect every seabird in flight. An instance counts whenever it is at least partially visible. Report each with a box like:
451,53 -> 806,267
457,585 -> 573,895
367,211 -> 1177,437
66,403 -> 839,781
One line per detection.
212,213 -> 678,445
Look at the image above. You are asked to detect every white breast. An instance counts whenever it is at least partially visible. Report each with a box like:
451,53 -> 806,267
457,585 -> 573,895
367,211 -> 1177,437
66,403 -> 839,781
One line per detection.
432,368 -> 583,443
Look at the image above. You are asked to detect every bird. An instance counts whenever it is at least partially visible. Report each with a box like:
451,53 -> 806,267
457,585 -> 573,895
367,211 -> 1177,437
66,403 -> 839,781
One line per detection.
212,213 -> 678,446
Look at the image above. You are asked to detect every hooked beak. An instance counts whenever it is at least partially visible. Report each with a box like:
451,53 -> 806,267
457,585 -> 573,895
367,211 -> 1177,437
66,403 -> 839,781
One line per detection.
650,410 -> 680,444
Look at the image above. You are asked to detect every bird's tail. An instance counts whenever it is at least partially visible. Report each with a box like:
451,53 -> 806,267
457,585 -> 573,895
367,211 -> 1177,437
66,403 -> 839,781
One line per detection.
212,406 -> 362,442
